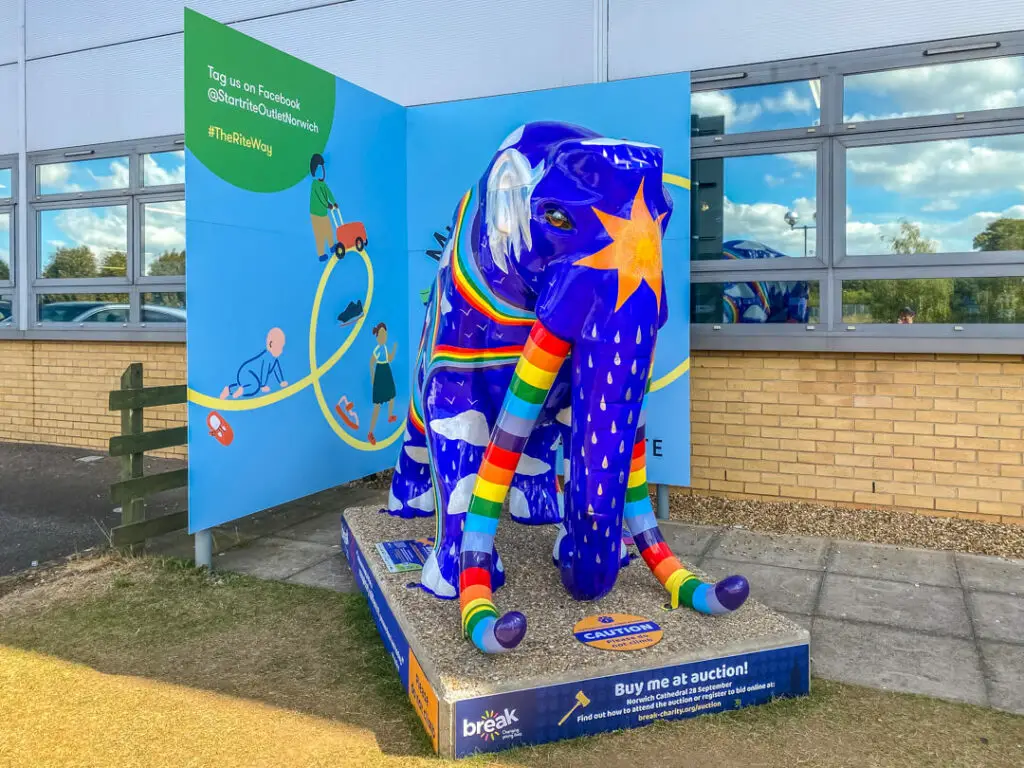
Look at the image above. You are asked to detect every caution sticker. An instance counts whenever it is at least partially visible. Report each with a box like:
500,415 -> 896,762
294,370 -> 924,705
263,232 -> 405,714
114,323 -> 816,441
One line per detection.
573,613 -> 663,651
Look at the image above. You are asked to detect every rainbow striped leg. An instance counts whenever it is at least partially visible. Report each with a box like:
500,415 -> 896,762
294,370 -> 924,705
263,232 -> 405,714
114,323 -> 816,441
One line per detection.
460,321 -> 570,653
624,415 -> 749,615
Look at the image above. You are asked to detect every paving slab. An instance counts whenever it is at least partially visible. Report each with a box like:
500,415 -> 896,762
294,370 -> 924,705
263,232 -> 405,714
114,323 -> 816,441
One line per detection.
811,618 -> 987,706
706,528 -> 829,571
215,537 -> 335,581
829,541 -> 959,588
967,591 -> 1024,644
285,553 -> 356,593
957,553 -> 1024,596
277,511 -> 349,546
659,521 -> 721,560
818,573 -> 971,638
980,641 -> 1024,715
702,557 -> 822,615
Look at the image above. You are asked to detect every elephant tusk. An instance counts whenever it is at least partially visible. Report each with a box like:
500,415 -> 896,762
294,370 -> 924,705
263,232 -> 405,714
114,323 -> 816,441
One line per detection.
459,320 -> 570,653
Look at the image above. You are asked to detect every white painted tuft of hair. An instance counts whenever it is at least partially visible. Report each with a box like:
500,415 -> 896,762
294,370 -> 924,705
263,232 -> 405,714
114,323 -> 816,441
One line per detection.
485,147 -> 544,273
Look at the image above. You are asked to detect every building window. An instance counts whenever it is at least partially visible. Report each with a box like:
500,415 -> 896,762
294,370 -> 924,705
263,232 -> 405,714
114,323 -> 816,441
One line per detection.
28,139 -> 185,333
0,158 -> 16,329
691,32 -> 1024,352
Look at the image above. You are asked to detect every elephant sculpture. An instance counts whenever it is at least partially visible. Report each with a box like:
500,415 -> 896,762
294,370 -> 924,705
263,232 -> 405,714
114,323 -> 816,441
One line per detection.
388,122 -> 749,654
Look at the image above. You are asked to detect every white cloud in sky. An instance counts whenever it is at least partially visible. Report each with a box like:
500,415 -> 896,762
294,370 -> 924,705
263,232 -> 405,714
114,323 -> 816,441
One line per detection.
846,203 -> 1024,254
38,163 -> 74,192
692,84 -> 816,131
52,207 -> 128,258
845,56 -> 1024,121
87,160 -> 129,190
847,136 -> 1024,201
723,195 -> 817,257
143,202 -> 185,259
144,155 -> 185,186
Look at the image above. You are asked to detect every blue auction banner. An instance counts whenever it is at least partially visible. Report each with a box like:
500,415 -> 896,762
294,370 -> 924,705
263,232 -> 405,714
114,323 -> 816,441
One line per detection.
453,644 -> 810,757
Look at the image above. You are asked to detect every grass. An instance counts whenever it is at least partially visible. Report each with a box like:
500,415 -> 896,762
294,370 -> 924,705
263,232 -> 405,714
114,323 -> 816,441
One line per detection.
1,555 -> 1021,768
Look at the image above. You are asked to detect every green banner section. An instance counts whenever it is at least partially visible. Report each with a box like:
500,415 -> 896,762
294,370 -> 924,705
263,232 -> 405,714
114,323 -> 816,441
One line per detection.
184,8 -> 335,192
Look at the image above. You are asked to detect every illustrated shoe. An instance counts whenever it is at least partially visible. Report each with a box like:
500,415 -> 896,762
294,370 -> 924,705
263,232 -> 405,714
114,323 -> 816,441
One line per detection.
319,251 -> 329,262
334,396 -> 360,430
367,431 -> 377,446
387,415 -> 398,423
337,300 -> 364,326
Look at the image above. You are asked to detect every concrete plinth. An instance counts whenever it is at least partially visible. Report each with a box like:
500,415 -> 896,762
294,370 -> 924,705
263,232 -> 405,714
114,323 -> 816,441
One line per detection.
341,506 -> 810,758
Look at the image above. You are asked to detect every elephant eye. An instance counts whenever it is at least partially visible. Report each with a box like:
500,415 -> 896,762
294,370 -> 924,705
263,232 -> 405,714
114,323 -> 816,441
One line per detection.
544,207 -> 574,231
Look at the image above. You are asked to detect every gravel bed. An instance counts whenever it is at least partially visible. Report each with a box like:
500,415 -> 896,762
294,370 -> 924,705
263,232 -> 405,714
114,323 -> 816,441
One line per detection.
666,492 -> 1024,561
344,506 -> 805,701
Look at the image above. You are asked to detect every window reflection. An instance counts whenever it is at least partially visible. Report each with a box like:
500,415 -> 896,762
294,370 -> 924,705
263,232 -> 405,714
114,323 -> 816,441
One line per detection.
142,292 -> 186,323
144,151 -> 185,186
846,134 -> 1024,255
692,80 -> 821,136
0,211 -> 10,282
38,206 -> 128,278
37,293 -> 130,323
843,277 -> 1024,323
0,168 -> 11,200
0,293 -> 11,326
692,152 -> 817,260
844,56 -> 1024,122
692,281 -> 820,324
36,156 -> 129,195
143,201 -> 185,276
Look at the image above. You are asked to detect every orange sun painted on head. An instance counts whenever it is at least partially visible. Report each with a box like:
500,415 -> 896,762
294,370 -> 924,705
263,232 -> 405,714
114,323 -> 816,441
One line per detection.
574,177 -> 666,312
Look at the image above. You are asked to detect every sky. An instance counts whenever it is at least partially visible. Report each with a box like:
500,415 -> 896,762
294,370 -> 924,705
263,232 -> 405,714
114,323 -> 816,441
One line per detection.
37,151 -> 185,276
0,169 -> 10,275
691,55 -> 1024,258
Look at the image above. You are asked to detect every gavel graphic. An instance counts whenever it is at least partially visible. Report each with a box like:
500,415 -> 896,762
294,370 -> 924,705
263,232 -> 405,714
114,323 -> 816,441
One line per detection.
558,690 -> 592,726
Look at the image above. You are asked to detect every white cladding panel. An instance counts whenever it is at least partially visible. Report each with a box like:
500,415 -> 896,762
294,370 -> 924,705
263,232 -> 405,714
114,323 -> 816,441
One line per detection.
26,35 -> 183,151
234,0 -> 597,106
24,0 -> 327,59
0,0 -> 19,65
0,63 -> 18,153
609,0 -> 1024,78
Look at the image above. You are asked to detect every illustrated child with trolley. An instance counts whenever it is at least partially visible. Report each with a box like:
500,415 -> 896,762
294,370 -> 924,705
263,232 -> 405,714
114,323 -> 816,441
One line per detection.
309,153 -> 369,262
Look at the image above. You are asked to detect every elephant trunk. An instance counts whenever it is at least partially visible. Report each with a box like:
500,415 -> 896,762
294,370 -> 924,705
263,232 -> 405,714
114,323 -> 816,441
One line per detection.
458,320 -> 570,653
559,331 -> 650,601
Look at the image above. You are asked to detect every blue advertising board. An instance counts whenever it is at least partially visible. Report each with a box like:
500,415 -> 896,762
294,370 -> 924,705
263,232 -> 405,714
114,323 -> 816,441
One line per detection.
453,644 -> 809,757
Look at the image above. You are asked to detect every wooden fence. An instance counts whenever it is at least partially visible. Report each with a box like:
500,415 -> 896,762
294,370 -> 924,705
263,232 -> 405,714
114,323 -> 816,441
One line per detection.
108,363 -> 188,549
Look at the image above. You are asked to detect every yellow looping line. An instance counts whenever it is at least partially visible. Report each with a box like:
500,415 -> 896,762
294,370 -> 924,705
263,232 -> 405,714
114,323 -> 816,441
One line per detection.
650,357 -> 690,393
188,248 -> 401,451
663,173 -> 691,190
308,250 -> 403,451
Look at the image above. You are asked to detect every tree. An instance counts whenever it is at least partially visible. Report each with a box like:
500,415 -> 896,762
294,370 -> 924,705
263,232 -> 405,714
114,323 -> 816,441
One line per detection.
148,249 -> 185,277
972,218 -> 1024,252
99,250 -> 127,277
881,219 -> 937,255
43,246 -> 97,279
0,259 -> 9,281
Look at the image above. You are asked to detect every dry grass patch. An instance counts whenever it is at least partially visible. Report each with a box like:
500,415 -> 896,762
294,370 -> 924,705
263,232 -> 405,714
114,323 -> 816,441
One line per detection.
1,555 -> 1020,768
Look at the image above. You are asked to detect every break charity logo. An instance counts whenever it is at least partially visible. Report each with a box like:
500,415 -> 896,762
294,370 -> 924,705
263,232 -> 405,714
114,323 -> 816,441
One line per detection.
462,708 -> 521,742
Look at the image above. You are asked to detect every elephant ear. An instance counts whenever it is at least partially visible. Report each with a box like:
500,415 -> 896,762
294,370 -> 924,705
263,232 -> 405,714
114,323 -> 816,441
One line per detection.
485,148 -> 544,274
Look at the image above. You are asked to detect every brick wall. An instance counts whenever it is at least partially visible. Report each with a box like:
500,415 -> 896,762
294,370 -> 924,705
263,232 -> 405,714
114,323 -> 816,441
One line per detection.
0,340 -> 187,458
1,340 -> 1021,525
689,352 -> 1024,526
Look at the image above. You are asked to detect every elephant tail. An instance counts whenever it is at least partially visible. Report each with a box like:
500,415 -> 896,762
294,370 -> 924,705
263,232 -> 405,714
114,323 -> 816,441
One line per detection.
624,418 -> 749,615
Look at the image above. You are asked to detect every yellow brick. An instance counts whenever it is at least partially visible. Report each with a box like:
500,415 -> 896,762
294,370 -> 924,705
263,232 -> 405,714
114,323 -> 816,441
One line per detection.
979,501 -> 1023,517
936,498 -> 978,514
817,489 -> 855,503
855,491 -> 894,505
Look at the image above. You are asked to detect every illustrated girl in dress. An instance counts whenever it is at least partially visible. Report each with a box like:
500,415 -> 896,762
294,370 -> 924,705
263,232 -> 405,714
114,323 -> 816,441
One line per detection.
368,322 -> 398,445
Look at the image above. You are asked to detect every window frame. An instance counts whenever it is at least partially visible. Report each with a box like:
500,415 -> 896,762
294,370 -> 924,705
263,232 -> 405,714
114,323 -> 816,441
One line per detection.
691,137 -> 829,273
0,154 -> 16,290
25,136 -> 185,338
690,30 -> 1024,355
